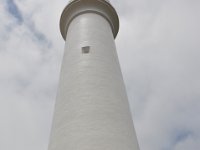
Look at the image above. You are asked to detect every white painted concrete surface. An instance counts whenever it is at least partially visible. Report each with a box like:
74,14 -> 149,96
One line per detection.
48,1 -> 140,150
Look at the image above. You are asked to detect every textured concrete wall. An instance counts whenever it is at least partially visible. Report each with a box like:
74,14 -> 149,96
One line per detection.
48,13 -> 140,150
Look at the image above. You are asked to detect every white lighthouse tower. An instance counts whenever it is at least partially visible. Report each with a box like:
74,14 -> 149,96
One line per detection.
48,0 -> 140,150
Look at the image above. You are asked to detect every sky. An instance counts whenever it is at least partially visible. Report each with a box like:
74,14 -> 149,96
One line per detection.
0,0 -> 200,150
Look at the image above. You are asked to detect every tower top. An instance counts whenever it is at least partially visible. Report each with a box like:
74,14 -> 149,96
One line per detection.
60,0 -> 119,40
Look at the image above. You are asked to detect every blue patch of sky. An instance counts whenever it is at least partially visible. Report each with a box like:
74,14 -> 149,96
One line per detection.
5,0 -> 52,47
6,0 -> 23,24
161,129 -> 194,150
27,22 -> 52,48
170,129 -> 194,149
174,130 -> 192,142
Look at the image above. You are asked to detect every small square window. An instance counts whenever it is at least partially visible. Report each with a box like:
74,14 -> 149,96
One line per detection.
82,46 -> 90,54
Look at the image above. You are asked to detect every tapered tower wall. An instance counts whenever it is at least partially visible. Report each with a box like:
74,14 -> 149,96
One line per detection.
48,1 -> 140,150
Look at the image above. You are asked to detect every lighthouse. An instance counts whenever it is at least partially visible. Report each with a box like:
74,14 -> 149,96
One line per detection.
48,0 -> 140,150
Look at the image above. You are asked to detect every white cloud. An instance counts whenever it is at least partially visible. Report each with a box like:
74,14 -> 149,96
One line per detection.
115,0 -> 200,150
0,0 -> 200,150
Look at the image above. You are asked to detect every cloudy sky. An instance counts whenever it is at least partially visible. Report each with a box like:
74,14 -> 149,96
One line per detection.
0,0 -> 200,150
